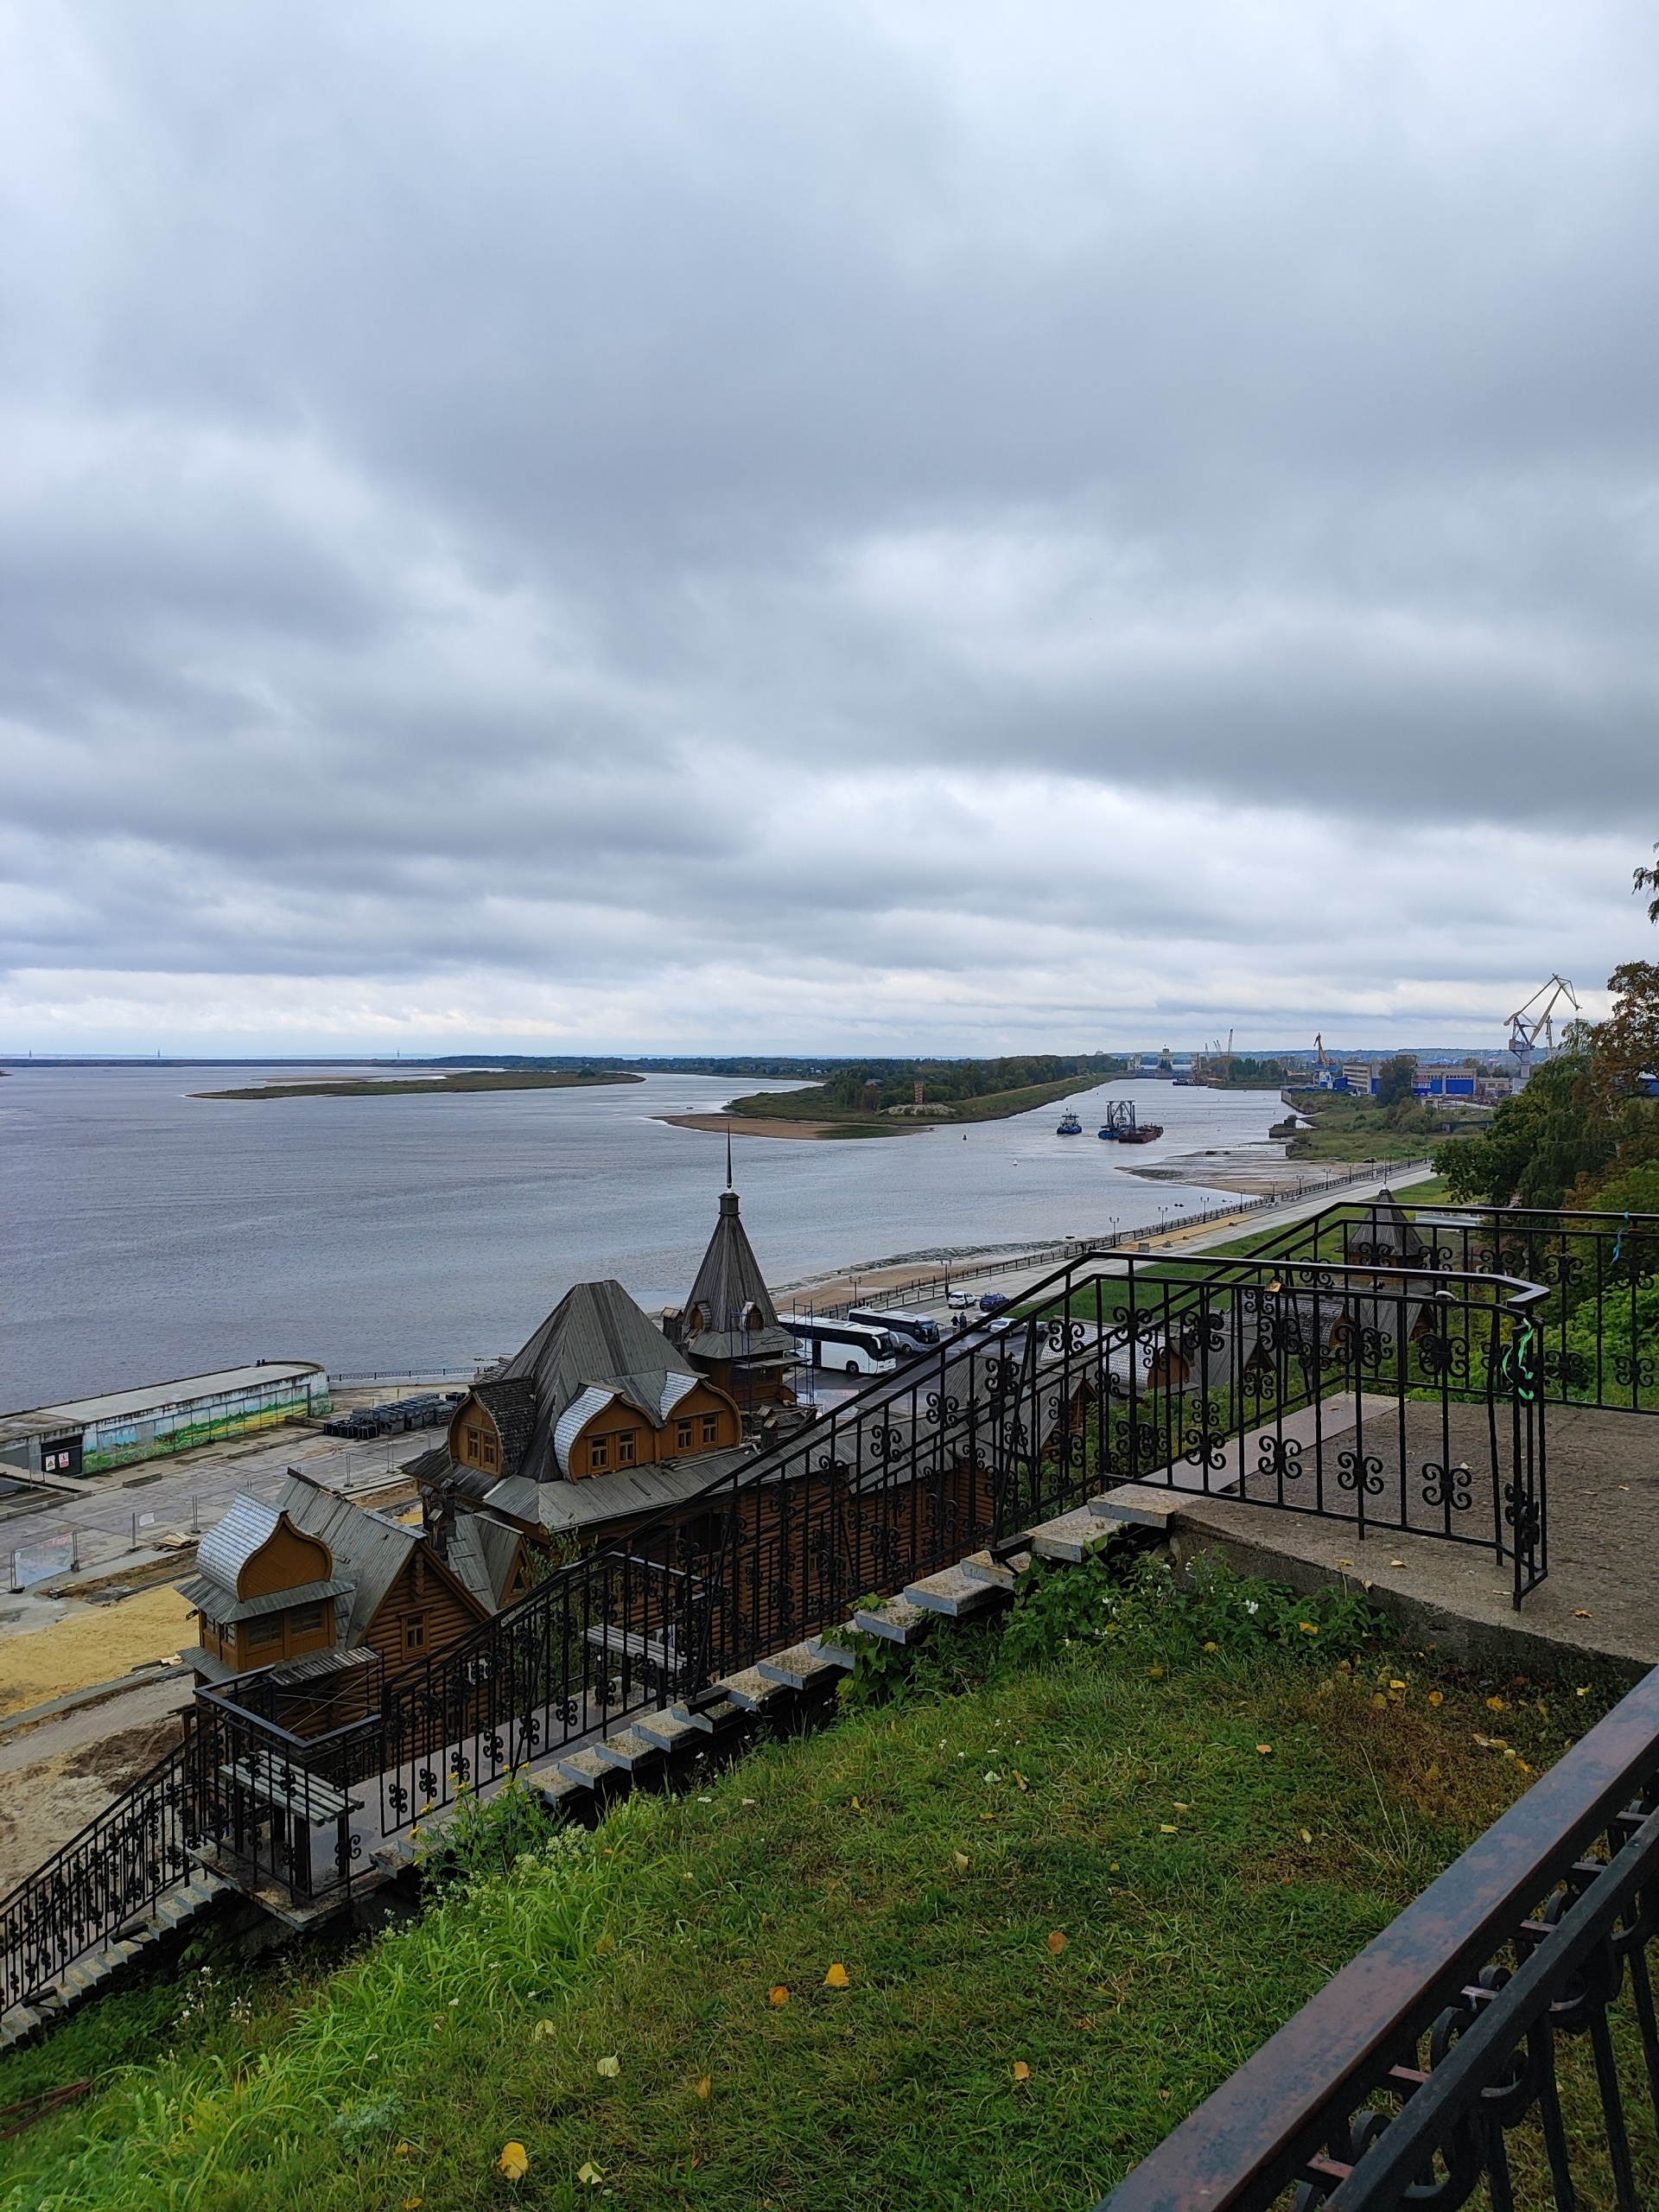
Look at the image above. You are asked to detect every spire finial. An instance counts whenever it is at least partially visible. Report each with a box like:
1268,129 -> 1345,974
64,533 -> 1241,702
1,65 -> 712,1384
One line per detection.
726,1117 -> 733,1191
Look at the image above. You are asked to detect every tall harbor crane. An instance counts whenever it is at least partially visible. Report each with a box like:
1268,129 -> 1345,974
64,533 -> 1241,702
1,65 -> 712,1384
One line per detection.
1507,976 -> 1579,1089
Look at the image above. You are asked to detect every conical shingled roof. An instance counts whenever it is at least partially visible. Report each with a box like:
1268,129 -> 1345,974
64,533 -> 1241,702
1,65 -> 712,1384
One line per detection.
683,1191 -> 796,1361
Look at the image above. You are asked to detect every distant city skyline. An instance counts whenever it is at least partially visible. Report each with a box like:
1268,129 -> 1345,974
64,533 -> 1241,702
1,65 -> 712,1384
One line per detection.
3,3 -> 1654,1054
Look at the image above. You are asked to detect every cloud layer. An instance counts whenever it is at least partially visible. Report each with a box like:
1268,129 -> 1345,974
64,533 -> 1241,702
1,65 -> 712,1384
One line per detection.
3,0 -> 1656,1051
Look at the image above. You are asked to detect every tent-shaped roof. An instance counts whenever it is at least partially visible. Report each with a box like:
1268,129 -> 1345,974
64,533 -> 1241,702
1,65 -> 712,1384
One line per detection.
494,1278 -> 704,1484
683,1191 -> 795,1362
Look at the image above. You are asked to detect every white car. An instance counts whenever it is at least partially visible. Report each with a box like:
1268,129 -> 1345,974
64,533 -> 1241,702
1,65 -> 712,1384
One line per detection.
946,1290 -> 975,1309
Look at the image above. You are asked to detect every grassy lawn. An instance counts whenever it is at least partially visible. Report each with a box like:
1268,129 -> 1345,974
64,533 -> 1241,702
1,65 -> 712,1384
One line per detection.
3,1554 -> 1631,2212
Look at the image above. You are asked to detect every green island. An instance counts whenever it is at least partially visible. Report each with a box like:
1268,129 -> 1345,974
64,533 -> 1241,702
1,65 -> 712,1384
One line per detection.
0,1549 -> 1631,2210
194,1069 -> 645,1102
723,1054 -> 1128,1138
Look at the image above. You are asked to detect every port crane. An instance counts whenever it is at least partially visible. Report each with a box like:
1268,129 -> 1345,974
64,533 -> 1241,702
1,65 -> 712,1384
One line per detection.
1507,976 -> 1579,1089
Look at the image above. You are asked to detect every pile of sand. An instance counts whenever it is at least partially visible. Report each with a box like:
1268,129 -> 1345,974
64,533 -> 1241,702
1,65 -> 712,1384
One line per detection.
0,1709 -> 186,1896
0,1586 -> 196,1720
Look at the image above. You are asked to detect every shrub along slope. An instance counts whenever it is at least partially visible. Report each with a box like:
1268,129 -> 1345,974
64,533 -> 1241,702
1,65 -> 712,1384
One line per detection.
0,1557 -> 1625,2212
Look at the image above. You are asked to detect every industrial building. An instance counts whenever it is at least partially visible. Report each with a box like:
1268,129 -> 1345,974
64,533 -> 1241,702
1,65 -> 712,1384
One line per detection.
0,1361 -> 331,1478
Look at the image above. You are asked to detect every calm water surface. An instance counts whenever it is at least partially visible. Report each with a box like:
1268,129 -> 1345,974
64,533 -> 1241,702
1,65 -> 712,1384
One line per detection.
1,1065 -> 1287,1407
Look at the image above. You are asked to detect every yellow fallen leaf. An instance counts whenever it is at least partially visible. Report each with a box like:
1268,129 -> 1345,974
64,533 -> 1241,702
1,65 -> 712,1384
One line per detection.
498,2141 -> 529,2182
1202,1641 -> 1219,1653
980,1811 -> 995,1821
1486,1697 -> 1507,1712
532,2020 -> 556,2040
577,2162 -> 603,2186
404,2199 -> 423,2210
1299,1828 -> 1312,1844
1427,1692 -> 1443,1707
851,1796 -> 861,1810
1148,1666 -> 1164,1679
769,1985 -> 791,2007
1109,1861 -> 1119,1872
1013,2060 -> 1031,2082
824,1963 -> 850,1988
1014,1771 -> 1029,1792
1160,1823 -> 1178,1834
1299,1622 -> 1319,1635
394,2142 -> 415,2157
1255,1744 -> 1272,1755
1426,1763 -> 1440,1780
595,1935 -> 615,1955
953,1851 -> 969,1872
696,2075 -> 712,2101
1046,1930 -> 1067,1955
596,2055 -> 620,2078
1574,1611 -> 1591,1621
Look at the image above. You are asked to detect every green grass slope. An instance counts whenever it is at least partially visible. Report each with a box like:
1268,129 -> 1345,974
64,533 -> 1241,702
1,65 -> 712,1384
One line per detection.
0,1565 -> 1624,2212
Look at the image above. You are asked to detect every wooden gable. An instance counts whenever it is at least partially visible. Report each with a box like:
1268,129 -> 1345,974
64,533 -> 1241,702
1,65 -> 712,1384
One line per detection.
566,1377 -> 742,1479
360,1538 -> 490,1666
238,1512 -> 333,1597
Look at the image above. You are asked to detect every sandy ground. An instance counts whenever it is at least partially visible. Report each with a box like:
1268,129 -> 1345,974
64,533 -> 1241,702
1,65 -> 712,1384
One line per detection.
0,1586 -> 196,1719
0,1686 -> 189,1894
654,1113 -> 925,1141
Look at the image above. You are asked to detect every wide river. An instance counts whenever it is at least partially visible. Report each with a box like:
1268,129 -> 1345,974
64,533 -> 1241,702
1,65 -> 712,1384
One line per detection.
1,1064 -> 1291,1408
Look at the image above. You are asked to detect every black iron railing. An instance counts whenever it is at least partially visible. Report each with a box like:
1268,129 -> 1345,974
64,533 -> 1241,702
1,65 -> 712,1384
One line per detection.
0,1742 -> 194,2014
1257,1199 -> 1659,1417
367,1247 -> 1550,1835
0,1246 -> 1553,2010
1098,1665 -> 1659,2212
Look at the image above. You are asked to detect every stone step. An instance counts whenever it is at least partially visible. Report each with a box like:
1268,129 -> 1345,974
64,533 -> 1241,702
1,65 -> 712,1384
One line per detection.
592,1728 -> 663,1775
957,1550 -> 1020,1592
719,1668 -> 788,1712
531,1770 -> 589,1815
1027,1504 -> 1118,1564
903,1564 -> 1014,1619
670,1695 -> 747,1733
757,1641 -> 843,1690
851,1596 -> 932,1645
372,1839 -> 417,1876
556,1745 -> 617,1791
1088,1484 -> 1188,1529
634,1707 -> 706,1753
807,1634 -> 857,1672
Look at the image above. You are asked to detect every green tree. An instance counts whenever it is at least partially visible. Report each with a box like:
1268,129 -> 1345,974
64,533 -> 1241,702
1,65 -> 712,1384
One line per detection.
1376,1055 -> 1418,1109
1434,1054 -> 1611,1208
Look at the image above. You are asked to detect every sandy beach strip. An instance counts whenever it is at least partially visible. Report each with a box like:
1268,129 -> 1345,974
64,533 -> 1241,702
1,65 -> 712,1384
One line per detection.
654,1113 -> 929,1141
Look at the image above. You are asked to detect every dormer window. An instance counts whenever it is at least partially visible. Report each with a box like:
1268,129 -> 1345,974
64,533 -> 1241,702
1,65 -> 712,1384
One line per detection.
688,1304 -> 707,1334
588,1435 -> 609,1471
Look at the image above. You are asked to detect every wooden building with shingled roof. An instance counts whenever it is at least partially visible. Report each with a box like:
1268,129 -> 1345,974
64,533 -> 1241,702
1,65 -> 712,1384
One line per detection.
661,1187 -> 797,1408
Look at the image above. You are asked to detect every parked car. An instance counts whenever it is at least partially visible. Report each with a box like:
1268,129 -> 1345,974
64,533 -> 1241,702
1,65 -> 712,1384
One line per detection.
979,1291 -> 1011,1314
946,1290 -> 975,1309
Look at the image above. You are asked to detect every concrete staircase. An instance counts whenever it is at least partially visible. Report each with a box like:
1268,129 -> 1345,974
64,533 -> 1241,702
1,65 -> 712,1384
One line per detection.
409,1523 -> 1104,1839
1,1865 -> 238,2053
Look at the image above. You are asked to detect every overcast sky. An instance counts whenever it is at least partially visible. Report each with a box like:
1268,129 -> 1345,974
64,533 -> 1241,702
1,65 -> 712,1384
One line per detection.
3,1 -> 1656,1056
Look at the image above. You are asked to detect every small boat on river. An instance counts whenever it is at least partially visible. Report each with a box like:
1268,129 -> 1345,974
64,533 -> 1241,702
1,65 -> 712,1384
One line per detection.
1056,1108 -> 1083,1135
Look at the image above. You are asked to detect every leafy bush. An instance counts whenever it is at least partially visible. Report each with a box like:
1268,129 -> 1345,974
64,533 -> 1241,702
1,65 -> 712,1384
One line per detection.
1001,1546 -> 1382,1672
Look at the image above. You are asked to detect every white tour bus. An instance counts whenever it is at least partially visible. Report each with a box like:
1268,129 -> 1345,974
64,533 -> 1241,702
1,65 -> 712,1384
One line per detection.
845,1306 -> 941,1354
786,1317 -> 904,1376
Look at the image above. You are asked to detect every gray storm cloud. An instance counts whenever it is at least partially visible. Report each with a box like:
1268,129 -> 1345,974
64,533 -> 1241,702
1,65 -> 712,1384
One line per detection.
1,0 -> 1656,1051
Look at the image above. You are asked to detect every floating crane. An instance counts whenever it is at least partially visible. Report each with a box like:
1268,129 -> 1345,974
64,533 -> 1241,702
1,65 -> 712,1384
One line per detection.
1507,976 -> 1579,1090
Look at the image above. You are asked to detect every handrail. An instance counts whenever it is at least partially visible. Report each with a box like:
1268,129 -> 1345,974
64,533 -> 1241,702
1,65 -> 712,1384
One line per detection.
1097,1666 -> 1659,2211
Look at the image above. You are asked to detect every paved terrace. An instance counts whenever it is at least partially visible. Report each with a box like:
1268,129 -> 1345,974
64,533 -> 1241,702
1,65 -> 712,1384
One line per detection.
1096,1398 -> 1659,1683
